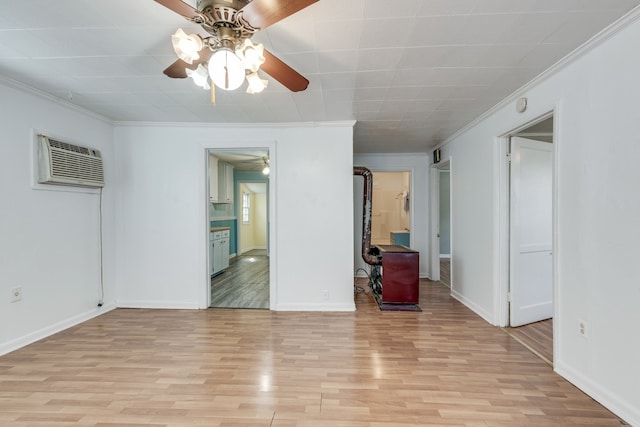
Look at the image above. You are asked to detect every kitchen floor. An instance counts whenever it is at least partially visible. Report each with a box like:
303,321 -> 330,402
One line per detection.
210,252 -> 269,309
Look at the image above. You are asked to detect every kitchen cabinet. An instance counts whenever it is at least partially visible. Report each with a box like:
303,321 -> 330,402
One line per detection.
209,155 -> 219,202
220,231 -> 230,270
217,161 -> 234,203
210,229 -> 230,276
210,232 -> 221,276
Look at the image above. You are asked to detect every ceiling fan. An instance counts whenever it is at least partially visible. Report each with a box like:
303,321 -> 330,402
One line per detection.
154,0 -> 317,100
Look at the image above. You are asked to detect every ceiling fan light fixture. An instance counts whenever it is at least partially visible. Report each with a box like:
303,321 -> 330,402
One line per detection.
246,71 -> 268,94
171,28 -> 204,64
236,38 -> 266,72
208,48 -> 245,91
186,64 -> 210,90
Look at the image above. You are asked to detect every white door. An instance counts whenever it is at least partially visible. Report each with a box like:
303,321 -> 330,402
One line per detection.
510,137 -> 553,327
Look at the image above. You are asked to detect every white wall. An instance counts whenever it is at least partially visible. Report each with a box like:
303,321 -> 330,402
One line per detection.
0,80 -> 115,355
353,154 -> 430,278
114,122 -> 355,311
438,14 -> 640,425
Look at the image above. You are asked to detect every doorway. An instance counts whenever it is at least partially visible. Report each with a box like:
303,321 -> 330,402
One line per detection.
429,158 -> 452,284
207,149 -> 271,309
439,166 -> 451,287
500,115 -> 555,364
370,171 -> 411,247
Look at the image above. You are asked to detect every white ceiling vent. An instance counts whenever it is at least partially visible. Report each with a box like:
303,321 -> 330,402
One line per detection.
38,135 -> 105,188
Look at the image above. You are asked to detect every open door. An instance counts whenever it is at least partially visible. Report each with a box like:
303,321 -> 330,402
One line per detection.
509,137 -> 553,327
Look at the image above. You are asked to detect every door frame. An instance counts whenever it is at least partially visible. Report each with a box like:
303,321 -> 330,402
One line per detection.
430,157 -> 451,283
496,110 -> 558,332
203,142 -> 277,310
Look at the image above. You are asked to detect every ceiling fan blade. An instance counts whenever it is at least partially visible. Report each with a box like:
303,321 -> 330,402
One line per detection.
163,48 -> 212,79
239,0 -> 319,30
261,49 -> 309,92
163,59 -> 192,78
153,0 -> 200,19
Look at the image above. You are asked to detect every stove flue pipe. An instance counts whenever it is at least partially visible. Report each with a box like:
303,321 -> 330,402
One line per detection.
354,166 -> 382,266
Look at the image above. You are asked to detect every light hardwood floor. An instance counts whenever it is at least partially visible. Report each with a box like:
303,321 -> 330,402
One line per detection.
437,258 -> 553,366
0,280 -> 627,426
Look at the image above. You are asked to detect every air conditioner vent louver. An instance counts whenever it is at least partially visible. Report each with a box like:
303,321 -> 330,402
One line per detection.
38,136 -> 105,188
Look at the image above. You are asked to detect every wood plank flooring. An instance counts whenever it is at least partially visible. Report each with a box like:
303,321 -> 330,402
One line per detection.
504,319 -> 554,366
440,257 -> 451,287
210,254 -> 269,309
0,280 -> 628,426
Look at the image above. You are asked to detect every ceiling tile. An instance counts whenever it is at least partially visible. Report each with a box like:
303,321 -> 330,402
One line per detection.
1,0 -> 638,153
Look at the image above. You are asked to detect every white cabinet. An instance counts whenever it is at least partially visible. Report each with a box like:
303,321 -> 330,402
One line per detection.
220,230 -> 230,270
217,162 -> 234,204
209,158 -> 234,204
211,231 -> 223,275
208,155 -> 219,202
210,229 -> 230,276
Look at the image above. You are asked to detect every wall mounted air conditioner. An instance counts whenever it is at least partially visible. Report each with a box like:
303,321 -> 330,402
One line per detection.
38,135 -> 105,188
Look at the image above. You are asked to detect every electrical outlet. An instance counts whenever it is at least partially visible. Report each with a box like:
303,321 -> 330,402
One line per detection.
10,287 -> 22,303
578,319 -> 587,338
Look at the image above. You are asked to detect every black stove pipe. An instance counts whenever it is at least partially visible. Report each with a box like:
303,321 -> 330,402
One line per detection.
354,166 -> 382,266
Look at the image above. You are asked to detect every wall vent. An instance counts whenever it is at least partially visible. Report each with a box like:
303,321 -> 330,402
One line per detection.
38,135 -> 105,188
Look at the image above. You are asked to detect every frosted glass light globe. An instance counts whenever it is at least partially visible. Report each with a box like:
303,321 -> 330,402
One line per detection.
208,48 -> 245,91
171,28 -> 203,64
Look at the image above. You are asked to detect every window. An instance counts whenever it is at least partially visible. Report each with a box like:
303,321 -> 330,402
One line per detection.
242,192 -> 250,224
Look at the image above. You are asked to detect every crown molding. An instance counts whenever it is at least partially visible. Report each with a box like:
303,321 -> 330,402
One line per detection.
113,120 -> 356,128
438,5 -> 640,149
0,75 -> 114,125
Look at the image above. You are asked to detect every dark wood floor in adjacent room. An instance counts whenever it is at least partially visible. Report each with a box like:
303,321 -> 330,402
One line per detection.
0,280 -> 627,426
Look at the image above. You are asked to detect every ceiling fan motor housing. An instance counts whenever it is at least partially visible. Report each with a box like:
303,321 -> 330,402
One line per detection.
195,0 -> 258,41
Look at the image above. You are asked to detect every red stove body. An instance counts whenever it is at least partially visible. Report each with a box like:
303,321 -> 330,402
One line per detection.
378,245 -> 419,304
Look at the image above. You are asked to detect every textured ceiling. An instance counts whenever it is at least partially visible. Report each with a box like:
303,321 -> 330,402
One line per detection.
1,0 -> 638,153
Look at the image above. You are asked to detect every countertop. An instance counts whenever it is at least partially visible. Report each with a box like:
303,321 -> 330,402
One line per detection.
210,227 -> 230,232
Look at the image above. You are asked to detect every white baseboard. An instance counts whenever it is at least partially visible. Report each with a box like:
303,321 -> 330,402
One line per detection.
0,303 -> 116,356
555,361 -> 639,426
274,302 -> 356,312
450,289 -> 495,325
240,246 -> 267,254
116,300 -> 200,309
440,254 -> 451,259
